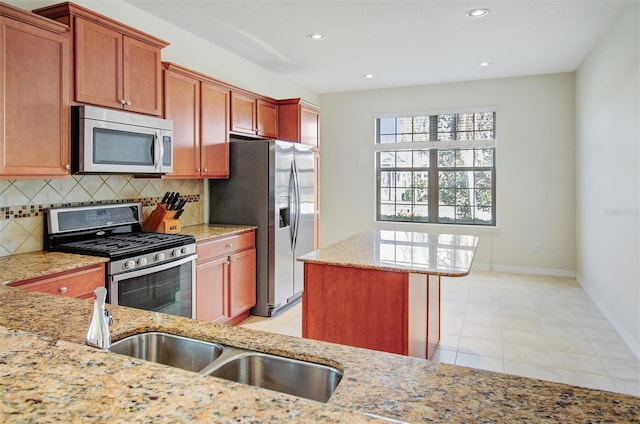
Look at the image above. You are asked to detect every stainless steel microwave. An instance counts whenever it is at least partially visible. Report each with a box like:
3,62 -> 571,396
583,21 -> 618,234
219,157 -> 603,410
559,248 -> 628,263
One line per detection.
72,105 -> 173,174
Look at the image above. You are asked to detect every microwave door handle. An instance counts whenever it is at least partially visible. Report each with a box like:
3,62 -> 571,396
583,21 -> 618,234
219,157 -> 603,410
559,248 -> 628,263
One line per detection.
154,131 -> 162,173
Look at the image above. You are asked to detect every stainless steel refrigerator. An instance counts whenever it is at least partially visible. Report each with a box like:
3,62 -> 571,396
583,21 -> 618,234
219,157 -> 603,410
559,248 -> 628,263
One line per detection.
209,138 -> 315,317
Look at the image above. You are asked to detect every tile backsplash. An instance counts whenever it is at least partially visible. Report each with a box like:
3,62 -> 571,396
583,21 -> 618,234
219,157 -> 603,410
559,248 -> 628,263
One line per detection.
0,176 -> 205,257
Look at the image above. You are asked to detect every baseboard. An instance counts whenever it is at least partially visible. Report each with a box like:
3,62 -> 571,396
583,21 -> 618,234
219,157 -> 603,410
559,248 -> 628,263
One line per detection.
577,273 -> 640,362
472,262 -> 576,278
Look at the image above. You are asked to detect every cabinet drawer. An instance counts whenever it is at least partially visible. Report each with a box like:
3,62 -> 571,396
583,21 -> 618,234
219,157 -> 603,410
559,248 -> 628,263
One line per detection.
10,264 -> 105,299
197,231 -> 255,263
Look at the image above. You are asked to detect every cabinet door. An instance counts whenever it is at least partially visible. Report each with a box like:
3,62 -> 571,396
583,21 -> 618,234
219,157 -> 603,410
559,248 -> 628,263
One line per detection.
300,105 -> 319,147
229,248 -> 257,317
164,70 -> 200,178
0,15 -> 70,176
257,99 -> 277,138
74,17 -> 123,109
10,264 -> 105,300
196,256 -> 228,322
230,91 -> 256,135
123,36 -> 162,115
201,81 -> 230,178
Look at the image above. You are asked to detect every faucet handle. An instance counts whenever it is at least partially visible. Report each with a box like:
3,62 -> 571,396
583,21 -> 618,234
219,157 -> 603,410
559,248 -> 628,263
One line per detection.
105,309 -> 114,326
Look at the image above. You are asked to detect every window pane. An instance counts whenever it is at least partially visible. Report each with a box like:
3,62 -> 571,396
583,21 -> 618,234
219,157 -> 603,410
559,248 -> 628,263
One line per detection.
413,150 -> 430,167
379,117 -> 396,135
397,117 -> 413,134
396,151 -> 413,168
437,114 -> 455,141
413,116 -> 429,134
475,171 -> 492,188
378,152 -> 396,168
380,134 -> 396,144
456,150 -> 474,167
475,148 -> 494,166
437,150 -> 456,167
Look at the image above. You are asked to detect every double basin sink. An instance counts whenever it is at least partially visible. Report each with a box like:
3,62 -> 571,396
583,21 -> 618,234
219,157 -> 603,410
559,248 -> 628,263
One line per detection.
110,332 -> 342,403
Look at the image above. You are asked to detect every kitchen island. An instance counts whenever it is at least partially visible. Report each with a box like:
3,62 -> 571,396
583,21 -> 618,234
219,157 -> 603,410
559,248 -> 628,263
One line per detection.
299,230 -> 479,359
0,284 -> 639,422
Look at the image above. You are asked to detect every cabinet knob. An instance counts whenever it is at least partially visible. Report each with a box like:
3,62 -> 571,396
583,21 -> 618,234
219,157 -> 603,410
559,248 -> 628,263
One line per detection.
196,168 -> 201,172
232,259 -> 237,264
120,99 -> 126,105
126,100 -> 132,106
203,168 -> 208,173
59,286 -> 68,294
64,164 -> 71,170
225,261 -> 230,266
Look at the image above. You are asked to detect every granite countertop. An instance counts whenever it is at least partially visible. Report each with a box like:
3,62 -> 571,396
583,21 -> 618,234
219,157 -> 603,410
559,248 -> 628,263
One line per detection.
181,223 -> 257,242
298,230 -> 480,276
0,251 -> 109,286
1,286 -> 638,423
0,224 -> 254,286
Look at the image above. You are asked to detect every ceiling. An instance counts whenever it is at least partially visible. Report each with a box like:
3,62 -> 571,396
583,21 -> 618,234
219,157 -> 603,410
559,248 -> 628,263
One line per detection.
124,0 -> 629,94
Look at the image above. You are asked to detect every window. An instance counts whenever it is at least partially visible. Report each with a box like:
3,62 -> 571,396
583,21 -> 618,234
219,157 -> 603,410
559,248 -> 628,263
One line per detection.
375,111 -> 496,225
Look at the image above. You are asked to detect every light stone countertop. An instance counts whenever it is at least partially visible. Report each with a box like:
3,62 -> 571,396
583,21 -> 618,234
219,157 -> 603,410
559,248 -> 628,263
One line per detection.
1,286 -> 638,423
0,224 -> 253,286
180,223 -> 257,242
298,230 -> 479,276
0,251 -> 109,286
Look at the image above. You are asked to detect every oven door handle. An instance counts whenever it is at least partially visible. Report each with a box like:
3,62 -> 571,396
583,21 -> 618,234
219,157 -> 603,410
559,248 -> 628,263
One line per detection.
110,254 -> 197,283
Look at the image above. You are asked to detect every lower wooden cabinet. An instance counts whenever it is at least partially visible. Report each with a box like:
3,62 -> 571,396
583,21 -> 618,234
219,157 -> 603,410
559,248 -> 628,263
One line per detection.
195,230 -> 256,325
9,264 -> 105,300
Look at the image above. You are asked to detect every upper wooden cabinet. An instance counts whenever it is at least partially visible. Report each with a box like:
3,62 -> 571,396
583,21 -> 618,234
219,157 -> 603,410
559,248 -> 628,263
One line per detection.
0,3 -> 70,177
231,91 -> 277,138
33,2 -> 168,116
278,98 -> 320,147
163,63 -> 230,179
257,99 -> 278,138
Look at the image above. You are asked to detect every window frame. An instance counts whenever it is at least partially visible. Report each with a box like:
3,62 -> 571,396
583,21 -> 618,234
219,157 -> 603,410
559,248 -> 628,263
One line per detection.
374,109 -> 497,226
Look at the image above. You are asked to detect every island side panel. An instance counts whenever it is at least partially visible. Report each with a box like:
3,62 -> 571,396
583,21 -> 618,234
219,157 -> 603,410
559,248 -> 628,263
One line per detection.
427,274 -> 441,359
302,263 -> 409,355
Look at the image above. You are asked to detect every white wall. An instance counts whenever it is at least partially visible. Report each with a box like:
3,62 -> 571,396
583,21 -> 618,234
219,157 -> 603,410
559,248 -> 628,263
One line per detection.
319,73 -> 576,275
7,0 -> 319,104
575,3 -> 640,357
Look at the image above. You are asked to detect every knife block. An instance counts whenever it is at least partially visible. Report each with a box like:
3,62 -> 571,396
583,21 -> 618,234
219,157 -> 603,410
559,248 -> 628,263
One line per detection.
143,204 -> 182,234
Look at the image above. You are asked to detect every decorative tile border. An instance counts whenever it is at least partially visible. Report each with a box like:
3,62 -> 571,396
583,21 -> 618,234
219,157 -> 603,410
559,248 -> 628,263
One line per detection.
0,195 -> 200,221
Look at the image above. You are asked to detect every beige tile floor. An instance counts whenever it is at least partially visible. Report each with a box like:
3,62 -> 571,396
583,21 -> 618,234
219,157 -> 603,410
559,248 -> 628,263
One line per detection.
239,271 -> 640,396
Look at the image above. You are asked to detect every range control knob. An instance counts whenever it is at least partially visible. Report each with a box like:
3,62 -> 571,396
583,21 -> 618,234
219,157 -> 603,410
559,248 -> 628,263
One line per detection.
137,257 -> 148,267
155,252 -> 165,261
172,248 -> 182,258
181,247 -> 190,255
124,259 -> 136,270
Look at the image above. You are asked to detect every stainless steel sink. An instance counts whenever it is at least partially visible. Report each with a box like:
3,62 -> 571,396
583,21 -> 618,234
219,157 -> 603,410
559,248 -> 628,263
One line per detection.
110,332 -> 342,403
110,332 -> 224,373
204,351 -> 343,403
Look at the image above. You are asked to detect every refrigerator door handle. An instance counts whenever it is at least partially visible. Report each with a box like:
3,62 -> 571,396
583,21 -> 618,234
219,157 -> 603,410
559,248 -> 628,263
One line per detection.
292,159 -> 301,248
288,161 -> 296,250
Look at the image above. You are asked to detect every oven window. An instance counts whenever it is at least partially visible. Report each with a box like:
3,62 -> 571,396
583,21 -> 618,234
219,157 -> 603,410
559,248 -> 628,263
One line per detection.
116,260 -> 193,318
93,128 -> 155,166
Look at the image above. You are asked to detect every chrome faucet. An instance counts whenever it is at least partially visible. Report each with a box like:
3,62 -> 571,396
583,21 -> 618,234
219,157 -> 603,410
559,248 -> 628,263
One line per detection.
86,287 -> 113,351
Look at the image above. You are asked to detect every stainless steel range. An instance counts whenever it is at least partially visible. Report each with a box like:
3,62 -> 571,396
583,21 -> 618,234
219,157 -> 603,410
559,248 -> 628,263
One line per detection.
45,203 -> 196,318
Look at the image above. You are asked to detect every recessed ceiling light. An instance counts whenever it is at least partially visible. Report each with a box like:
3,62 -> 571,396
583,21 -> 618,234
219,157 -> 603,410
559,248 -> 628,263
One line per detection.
363,74 -> 375,79
307,33 -> 325,40
466,8 -> 489,18
478,61 -> 493,67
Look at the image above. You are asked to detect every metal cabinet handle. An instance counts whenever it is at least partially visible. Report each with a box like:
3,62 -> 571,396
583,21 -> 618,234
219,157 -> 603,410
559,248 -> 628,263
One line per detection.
59,286 -> 68,294
225,243 -> 233,248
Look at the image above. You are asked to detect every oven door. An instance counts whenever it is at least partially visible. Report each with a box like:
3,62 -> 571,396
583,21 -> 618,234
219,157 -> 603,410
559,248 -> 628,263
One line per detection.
109,255 -> 195,318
